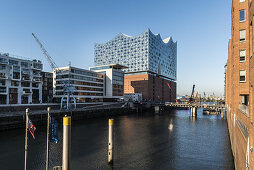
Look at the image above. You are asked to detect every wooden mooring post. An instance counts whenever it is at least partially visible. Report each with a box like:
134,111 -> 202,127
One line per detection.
108,119 -> 114,164
155,106 -> 160,114
221,108 -> 224,119
189,106 -> 197,117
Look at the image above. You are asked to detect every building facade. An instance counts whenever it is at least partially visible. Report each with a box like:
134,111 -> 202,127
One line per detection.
53,66 -> 104,103
41,71 -> 53,103
94,29 -> 177,102
0,52 -> 43,104
89,64 -> 126,101
225,0 -> 254,169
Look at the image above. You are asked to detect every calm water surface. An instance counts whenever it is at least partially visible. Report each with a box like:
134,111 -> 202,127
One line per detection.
0,109 -> 234,170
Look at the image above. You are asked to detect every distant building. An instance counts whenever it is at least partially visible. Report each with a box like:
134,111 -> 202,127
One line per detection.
124,93 -> 142,102
89,64 -> 126,101
94,29 -> 177,102
41,71 -> 53,103
94,29 -> 177,79
0,52 -> 43,104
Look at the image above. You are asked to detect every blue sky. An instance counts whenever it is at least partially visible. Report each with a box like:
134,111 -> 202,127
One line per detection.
0,0 -> 231,96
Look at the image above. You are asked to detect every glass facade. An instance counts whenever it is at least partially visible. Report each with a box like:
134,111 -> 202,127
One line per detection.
94,29 -> 177,80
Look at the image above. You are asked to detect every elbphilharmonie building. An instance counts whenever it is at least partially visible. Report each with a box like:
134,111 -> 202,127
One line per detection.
94,29 -> 177,102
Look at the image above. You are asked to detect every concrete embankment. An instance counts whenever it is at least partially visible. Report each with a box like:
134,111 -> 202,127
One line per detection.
0,103 -> 136,131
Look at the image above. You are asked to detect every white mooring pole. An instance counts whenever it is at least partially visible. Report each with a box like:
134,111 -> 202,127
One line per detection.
24,108 -> 29,170
108,119 -> 114,164
62,116 -> 71,170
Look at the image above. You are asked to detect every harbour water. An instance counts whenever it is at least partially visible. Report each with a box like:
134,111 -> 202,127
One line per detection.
0,109 -> 234,170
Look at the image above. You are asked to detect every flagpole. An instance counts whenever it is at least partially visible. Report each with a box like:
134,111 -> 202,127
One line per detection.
46,107 -> 50,170
24,108 -> 29,170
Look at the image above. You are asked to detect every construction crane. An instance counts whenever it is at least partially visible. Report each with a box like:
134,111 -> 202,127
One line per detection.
189,84 -> 195,103
32,33 -> 76,109
32,33 -> 58,70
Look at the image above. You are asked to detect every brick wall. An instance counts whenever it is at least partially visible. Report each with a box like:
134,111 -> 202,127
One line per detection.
226,0 -> 254,169
124,74 -> 176,102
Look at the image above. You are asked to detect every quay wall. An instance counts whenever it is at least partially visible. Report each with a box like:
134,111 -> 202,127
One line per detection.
0,102 -> 151,131
0,107 -> 133,131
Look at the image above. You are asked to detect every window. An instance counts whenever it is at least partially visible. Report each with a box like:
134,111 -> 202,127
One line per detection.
240,70 -> 246,82
240,30 -> 246,42
240,50 -> 246,62
0,65 -> 6,70
241,95 -> 249,106
9,60 -> 19,66
21,62 -> 29,68
11,81 -> 19,86
240,0 -> 245,2
240,10 -> 245,22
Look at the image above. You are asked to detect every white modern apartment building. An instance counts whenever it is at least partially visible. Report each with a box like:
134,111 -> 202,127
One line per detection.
0,52 -> 43,104
89,64 -> 126,101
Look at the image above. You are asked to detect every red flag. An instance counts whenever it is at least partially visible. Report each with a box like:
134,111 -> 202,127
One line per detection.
167,83 -> 171,90
175,99 -> 178,104
28,118 -> 36,139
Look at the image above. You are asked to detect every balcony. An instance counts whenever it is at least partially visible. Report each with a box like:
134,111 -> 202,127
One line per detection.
239,104 -> 249,117
0,73 -> 7,79
33,78 -> 41,82
22,71 -> 30,75
33,73 -> 41,77
0,59 -> 8,65
22,76 -> 31,81
23,89 -> 32,95
0,87 -> 7,94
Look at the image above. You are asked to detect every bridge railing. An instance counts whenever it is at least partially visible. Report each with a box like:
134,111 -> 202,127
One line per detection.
165,102 -> 225,108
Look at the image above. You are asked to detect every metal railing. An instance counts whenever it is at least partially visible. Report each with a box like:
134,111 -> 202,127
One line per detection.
0,89 -> 6,93
239,104 -> 249,117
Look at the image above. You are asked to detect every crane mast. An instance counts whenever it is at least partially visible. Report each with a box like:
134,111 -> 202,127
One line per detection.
32,33 -> 76,109
189,84 -> 195,103
32,33 -> 58,70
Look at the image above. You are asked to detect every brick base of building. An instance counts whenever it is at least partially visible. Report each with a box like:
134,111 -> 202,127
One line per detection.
124,74 -> 176,102
226,105 -> 254,169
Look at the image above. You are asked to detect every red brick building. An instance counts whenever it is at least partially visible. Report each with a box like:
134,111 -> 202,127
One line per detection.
225,0 -> 254,169
124,72 -> 176,102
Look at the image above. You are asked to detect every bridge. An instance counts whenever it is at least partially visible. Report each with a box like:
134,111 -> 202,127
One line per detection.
153,102 -> 225,117
165,102 -> 225,109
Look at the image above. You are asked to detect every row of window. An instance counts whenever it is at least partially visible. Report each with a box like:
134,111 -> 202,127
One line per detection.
56,74 -> 103,83
56,86 -> 103,92
71,68 -> 103,78
56,80 -> 104,87
56,91 -> 103,96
